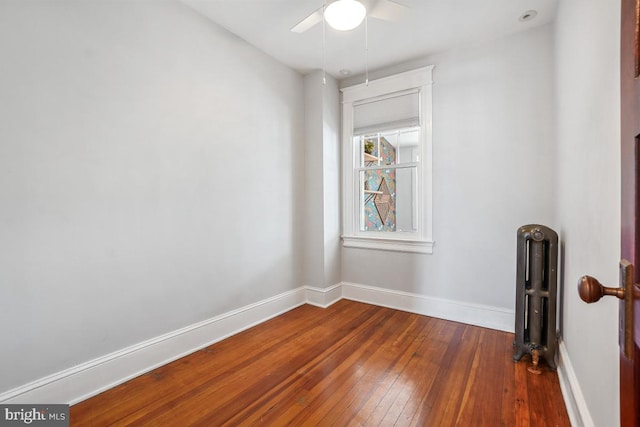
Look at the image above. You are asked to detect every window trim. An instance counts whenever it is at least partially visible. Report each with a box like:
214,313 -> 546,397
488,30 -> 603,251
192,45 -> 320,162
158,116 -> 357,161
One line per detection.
341,66 -> 434,254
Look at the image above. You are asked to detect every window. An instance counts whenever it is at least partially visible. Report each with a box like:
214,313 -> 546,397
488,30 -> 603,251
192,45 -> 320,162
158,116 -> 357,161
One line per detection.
341,66 -> 434,254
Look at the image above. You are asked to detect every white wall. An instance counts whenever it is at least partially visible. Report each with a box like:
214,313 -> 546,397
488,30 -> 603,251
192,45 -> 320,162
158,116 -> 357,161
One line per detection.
303,71 -> 341,289
322,75 -> 342,287
304,72 -> 326,287
554,0 -> 621,425
342,25 -> 556,313
0,0 -> 305,394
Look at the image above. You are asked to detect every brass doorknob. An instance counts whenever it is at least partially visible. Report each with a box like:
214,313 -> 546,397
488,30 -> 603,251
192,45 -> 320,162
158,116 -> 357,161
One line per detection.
577,275 -> 625,303
577,261 -> 635,360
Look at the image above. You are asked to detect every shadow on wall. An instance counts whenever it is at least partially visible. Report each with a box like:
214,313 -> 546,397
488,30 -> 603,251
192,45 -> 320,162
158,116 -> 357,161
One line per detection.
557,238 -> 566,339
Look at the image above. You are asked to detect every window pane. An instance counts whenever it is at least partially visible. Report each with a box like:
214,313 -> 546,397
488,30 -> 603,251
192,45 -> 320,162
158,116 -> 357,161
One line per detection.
360,136 -> 380,167
360,169 -> 395,231
359,134 -> 396,167
388,128 -> 420,165
359,166 -> 417,232
395,167 -> 418,232
359,128 -> 420,169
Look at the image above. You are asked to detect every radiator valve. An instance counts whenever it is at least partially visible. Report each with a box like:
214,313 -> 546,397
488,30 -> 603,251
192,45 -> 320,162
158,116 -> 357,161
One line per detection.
527,347 -> 542,375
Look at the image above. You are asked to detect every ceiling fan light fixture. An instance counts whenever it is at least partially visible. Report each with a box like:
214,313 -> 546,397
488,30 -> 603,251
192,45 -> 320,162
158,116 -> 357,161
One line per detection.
324,0 -> 367,31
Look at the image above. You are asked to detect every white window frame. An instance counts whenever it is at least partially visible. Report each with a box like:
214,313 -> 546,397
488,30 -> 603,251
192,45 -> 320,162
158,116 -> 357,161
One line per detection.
341,66 -> 434,254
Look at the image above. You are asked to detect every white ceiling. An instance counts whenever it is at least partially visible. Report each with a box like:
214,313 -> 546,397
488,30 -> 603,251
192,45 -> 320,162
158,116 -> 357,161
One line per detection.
180,0 -> 558,79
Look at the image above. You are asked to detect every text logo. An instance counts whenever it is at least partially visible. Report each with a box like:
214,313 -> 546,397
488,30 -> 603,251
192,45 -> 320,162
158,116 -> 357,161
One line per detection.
0,405 -> 69,427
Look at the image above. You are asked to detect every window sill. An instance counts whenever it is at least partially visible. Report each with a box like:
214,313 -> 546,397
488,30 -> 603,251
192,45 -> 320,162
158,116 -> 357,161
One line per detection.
341,235 -> 434,254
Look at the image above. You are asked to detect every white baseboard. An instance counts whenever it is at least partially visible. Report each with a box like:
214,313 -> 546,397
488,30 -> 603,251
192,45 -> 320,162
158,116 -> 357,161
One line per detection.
340,281 -> 515,332
0,282 -> 517,406
305,284 -> 342,308
557,339 -> 594,427
0,287 -> 307,405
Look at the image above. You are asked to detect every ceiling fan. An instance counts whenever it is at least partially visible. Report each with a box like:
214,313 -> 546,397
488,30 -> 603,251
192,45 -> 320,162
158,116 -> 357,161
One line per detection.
291,0 -> 408,33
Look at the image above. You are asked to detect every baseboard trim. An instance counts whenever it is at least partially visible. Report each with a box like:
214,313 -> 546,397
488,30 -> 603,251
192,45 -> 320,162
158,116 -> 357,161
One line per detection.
340,281 -> 515,333
1,282 -> 517,405
0,287 -> 307,405
557,339 -> 594,427
305,284 -> 342,308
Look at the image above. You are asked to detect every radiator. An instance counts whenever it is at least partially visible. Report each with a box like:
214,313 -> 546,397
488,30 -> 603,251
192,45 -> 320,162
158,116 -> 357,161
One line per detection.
513,224 -> 558,373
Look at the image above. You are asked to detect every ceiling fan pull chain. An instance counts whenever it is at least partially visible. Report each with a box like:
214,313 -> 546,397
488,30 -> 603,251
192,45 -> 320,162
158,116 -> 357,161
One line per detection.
365,15 -> 369,86
322,3 -> 327,85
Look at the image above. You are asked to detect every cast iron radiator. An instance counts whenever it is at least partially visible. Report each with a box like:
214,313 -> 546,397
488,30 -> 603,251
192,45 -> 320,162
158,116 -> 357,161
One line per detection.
513,224 -> 558,372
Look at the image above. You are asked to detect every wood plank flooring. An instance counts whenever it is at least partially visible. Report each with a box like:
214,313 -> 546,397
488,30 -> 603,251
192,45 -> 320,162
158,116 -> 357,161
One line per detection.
71,300 -> 570,426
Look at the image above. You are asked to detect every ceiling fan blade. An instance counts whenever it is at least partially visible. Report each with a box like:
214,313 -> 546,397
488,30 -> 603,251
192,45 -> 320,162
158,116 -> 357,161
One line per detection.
290,8 -> 324,33
369,0 -> 408,22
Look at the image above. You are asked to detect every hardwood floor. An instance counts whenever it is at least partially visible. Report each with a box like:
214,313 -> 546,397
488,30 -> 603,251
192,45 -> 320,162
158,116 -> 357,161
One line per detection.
71,300 -> 570,426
